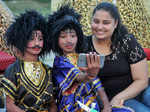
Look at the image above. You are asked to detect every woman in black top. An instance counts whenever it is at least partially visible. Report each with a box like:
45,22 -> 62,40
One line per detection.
85,2 -> 150,112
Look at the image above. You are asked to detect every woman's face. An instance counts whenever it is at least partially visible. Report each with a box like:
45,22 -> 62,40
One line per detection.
91,9 -> 118,40
58,29 -> 78,55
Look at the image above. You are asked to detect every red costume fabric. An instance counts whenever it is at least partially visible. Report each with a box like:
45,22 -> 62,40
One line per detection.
144,48 -> 150,61
0,51 -> 16,73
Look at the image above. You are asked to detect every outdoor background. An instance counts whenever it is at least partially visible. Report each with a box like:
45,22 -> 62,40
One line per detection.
1,0 -> 150,74
4,0 -> 150,16
4,0 -> 52,16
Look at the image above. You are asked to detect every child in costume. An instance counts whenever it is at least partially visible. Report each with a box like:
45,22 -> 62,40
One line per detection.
1,10 -> 57,112
47,4 -> 111,112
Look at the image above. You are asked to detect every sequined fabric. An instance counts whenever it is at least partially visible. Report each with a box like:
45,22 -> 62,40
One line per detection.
1,60 -> 53,112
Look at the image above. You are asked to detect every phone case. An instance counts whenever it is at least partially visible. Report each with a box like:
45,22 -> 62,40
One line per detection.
77,53 -> 105,68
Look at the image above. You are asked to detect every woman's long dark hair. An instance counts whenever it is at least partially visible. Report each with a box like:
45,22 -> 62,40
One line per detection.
92,2 -> 128,51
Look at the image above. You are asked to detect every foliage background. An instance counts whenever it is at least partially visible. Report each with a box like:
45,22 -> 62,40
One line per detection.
2,0 -> 150,74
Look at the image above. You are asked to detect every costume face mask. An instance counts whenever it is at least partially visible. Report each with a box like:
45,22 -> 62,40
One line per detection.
25,30 -> 43,56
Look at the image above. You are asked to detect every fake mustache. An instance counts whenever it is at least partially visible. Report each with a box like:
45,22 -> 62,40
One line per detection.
64,42 -> 74,46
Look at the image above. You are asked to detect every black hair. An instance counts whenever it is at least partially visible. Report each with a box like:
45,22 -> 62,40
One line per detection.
92,2 -> 128,51
5,10 -> 48,56
47,4 -> 84,55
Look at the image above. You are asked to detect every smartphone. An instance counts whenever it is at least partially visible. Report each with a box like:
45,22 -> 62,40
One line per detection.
77,53 -> 105,68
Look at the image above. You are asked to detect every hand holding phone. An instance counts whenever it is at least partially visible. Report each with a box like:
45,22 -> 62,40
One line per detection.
77,53 -> 105,68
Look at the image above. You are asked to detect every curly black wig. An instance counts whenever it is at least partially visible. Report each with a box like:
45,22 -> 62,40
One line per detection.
5,10 -> 48,56
47,4 -> 84,55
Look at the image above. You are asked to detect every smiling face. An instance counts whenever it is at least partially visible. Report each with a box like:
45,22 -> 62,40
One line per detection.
91,9 -> 118,40
24,30 -> 43,57
58,29 -> 78,55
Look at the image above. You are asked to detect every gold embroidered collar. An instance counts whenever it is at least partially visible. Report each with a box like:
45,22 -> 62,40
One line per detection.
23,61 -> 46,86
66,53 -> 79,66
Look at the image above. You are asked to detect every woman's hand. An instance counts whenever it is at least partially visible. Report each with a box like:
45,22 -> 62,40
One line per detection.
110,95 -> 124,107
111,58 -> 148,107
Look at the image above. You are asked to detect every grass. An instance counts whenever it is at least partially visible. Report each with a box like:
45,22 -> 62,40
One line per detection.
4,0 -> 51,17
33,0 -> 51,3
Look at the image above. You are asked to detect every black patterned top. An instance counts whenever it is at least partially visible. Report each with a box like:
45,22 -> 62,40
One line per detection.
1,60 -> 54,112
84,34 -> 146,100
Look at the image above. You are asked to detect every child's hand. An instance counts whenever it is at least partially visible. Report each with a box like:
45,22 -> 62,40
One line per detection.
97,88 -> 111,112
49,100 -> 58,112
79,52 -> 100,79
102,104 -> 112,112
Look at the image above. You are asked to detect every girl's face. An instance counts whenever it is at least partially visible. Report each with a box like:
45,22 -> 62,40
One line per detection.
58,29 -> 78,55
25,30 -> 43,56
91,9 -> 118,40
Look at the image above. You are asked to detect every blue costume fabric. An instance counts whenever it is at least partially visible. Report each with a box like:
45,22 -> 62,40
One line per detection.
52,56 -> 101,112
52,55 -> 134,112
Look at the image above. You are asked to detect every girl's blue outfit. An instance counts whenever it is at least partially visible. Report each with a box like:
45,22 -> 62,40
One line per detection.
52,55 -> 134,112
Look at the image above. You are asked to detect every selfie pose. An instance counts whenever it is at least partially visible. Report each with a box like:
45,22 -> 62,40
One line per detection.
47,4 -> 112,112
85,2 -> 150,112
1,10 -> 57,112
